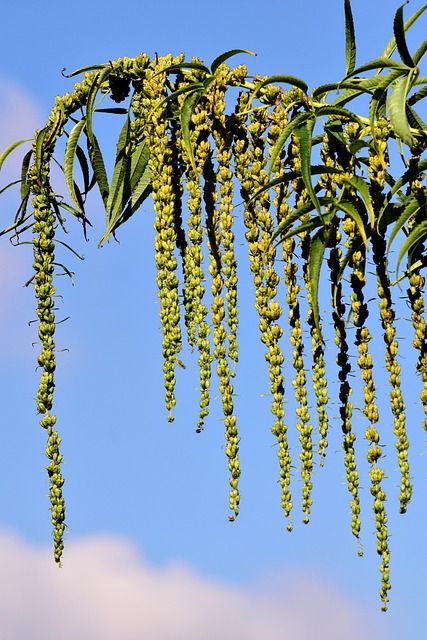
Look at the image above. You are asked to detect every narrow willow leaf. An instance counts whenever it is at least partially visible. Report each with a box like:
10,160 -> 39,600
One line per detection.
369,70 -> 405,139
267,111 -> 312,177
20,149 -> 32,201
394,3 -> 416,68
105,116 -> 131,227
34,128 -> 48,172
336,199 -> 368,248
387,189 -> 427,253
413,39 -> 427,65
0,139 -> 32,171
408,82 -> 427,106
74,145 -> 91,196
85,67 -> 111,147
294,118 -> 323,221
377,157 -> 427,227
64,118 -> 87,212
344,0 -> 357,76
0,179 -> 21,195
181,89 -> 204,174
210,49 -> 255,74
62,64 -> 108,78
395,219 -> 427,279
380,4 -> 427,61
308,228 -> 326,331
343,58 -> 410,80
253,74 -> 308,98
405,103 -> 427,131
315,104 -> 363,124
105,138 -> 150,239
387,68 -> 419,147
87,133 -> 109,206
271,197 -> 336,244
312,82 -> 358,100
341,174 -> 375,228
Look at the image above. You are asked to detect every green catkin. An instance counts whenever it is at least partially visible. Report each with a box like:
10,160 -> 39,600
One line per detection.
369,119 -> 411,514
203,70 -> 240,519
31,184 -> 65,564
233,95 -> 293,529
328,225 -> 362,551
140,55 -> 185,422
179,94 -> 213,431
405,154 -> 427,438
287,135 -> 314,524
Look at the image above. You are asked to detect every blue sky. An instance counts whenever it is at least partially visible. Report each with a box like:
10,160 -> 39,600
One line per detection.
0,1 -> 426,638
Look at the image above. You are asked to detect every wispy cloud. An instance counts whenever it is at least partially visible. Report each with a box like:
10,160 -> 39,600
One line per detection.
0,530 -> 391,640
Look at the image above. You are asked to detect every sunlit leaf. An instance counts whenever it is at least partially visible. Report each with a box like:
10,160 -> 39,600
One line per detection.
344,0 -> 356,76
87,133 -> 109,206
395,219 -> 427,279
308,228 -> 327,331
252,74 -> 308,98
380,4 -> 427,61
267,111 -> 312,177
0,138 -> 32,171
210,49 -> 255,74
387,67 -> 419,147
387,188 -> 427,254
64,118 -> 87,212
394,3 -> 416,67
294,118 -> 322,220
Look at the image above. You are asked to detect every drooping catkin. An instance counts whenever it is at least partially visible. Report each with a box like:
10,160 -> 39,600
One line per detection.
201,70 -> 240,519
369,119 -> 411,514
328,223 -> 362,550
140,55 -> 185,421
233,93 -> 293,529
31,185 -> 65,566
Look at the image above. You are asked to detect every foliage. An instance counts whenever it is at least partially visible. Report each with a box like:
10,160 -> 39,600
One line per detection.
1,0 -> 427,611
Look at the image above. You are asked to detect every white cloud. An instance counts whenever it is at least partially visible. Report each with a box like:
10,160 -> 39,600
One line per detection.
0,77 -> 42,160
0,530 -> 391,640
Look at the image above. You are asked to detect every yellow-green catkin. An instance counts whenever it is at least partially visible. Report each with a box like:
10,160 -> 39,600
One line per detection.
405,154 -> 427,438
140,55 -> 185,422
202,68 -> 240,519
328,224 -> 362,551
286,135 -> 314,524
233,94 -> 293,529
366,427 -> 391,611
369,119 -> 411,513
177,88 -> 213,432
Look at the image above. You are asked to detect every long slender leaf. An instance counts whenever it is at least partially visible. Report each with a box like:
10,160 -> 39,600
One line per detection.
394,3 -> 416,67
395,219 -> 427,279
87,133 -> 109,206
344,0 -> 356,76
387,188 -> 427,252
308,228 -> 327,331
180,89 -> 205,174
85,67 -> 111,147
34,128 -> 48,173
341,174 -> 375,227
380,4 -> 427,61
210,49 -> 255,74
20,149 -> 33,201
335,199 -> 368,247
387,67 -> 419,147
252,74 -> 308,98
64,118 -> 87,212
267,111 -> 312,177
294,118 -> 323,221
105,116 -> 132,226
0,139 -> 32,171
377,157 -> 427,226
413,39 -> 427,65
62,64 -> 108,78
343,58 -> 410,80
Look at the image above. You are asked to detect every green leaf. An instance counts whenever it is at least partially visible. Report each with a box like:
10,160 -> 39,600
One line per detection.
34,128 -> 48,172
387,189 -> 427,253
395,218 -> 427,279
64,118 -> 87,212
377,157 -> 427,226
253,74 -> 308,98
267,111 -> 312,177
408,82 -> 427,106
308,228 -> 327,331
387,67 -> 419,147
394,3 -> 416,67
180,89 -> 205,174
85,67 -> 111,147
405,103 -> 427,131
380,4 -> 427,61
344,0 -> 356,76
62,64 -> 108,78
369,69 -> 405,138
0,138 -> 32,171
335,198 -> 368,247
294,117 -> 323,221
210,49 -> 255,74
341,174 -> 375,228
343,58 -> 410,80
105,116 -> 132,227
20,149 -> 33,201
413,39 -> 427,65
312,82 -> 358,100
87,133 -> 109,206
